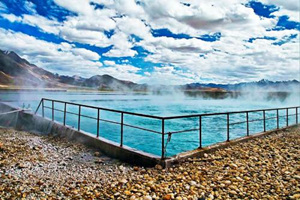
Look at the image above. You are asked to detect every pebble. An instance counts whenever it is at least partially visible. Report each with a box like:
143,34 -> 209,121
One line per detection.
0,127 -> 299,199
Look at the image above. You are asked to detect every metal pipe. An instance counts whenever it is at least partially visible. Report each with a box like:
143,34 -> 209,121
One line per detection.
120,113 -> 124,147
42,99 -> 44,118
161,119 -> 165,159
78,105 -> 81,131
63,102 -> 66,126
263,110 -> 266,132
246,111 -> 249,136
296,107 -> 298,124
52,100 -> 54,121
199,116 -> 202,148
286,108 -> 288,126
277,109 -> 279,129
227,113 -> 229,142
35,99 -> 42,114
97,109 -> 100,138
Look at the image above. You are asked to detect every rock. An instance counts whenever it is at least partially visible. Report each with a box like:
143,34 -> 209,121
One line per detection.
120,178 -> 127,184
95,159 -> 104,164
190,181 -> 197,186
133,166 -> 139,171
163,194 -> 172,200
204,153 -> 208,158
94,152 -> 100,157
290,194 -> 300,199
143,195 -> 152,200
155,164 -> 163,170
224,180 -> 231,185
293,175 -> 300,180
124,190 -> 131,195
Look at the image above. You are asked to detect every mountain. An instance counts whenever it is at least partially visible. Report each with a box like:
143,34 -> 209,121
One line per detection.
183,79 -> 300,92
0,50 -> 146,91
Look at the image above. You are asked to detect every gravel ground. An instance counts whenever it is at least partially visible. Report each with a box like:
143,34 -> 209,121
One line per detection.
0,127 -> 299,200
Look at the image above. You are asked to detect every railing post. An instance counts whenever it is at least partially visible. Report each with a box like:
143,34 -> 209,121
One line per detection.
120,113 -> 124,147
199,116 -> 202,148
97,109 -> 100,138
52,100 -> 54,121
286,108 -> 288,127
78,105 -> 81,131
246,111 -> 249,136
263,110 -> 266,132
296,107 -> 298,124
161,119 -> 165,159
63,102 -> 66,126
42,99 -> 44,118
277,109 -> 279,129
227,113 -> 229,142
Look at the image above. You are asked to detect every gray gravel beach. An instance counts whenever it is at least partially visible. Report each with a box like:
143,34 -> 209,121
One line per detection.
0,127 -> 299,199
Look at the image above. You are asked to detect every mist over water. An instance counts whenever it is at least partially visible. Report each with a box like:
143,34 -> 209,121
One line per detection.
0,90 -> 299,157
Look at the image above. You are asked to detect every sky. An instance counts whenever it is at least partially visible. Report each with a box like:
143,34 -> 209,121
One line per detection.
0,0 -> 299,85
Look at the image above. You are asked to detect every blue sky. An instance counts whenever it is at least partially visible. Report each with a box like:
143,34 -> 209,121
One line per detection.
0,0 -> 299,84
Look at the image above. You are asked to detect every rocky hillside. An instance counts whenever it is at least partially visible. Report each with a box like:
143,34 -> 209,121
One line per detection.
0,50 -> 145,91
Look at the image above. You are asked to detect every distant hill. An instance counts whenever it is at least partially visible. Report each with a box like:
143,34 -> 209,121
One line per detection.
0,50 -> 146,91
183,79 -> 300,92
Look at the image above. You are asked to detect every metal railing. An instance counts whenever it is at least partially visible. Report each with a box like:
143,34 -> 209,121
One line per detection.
35,98 -> 300,160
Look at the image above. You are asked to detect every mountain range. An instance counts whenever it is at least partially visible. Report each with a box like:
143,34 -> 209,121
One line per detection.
0,49 -> 299,92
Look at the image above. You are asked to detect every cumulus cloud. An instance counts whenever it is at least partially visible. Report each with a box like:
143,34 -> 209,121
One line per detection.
0,28 -> 103,77
0,0 -> 299,84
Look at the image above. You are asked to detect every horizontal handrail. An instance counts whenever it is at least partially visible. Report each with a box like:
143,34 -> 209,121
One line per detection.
163,106 -> 300,120
42,98 -> 163,120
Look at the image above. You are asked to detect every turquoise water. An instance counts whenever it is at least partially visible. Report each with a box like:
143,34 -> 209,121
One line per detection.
0,90 -> 299,157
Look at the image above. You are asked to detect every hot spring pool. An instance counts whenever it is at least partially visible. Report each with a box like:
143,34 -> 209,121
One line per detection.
1,90 -> 299,157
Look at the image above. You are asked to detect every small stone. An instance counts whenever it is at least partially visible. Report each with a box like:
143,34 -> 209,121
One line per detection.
143,195 -> 152,200
204,153 -> 208,158
94,152 -> 100,157
17,163 -> 26,169
224,180 -> 231,185
163,194 -> 172,200
124,190 -> 131,195
155,164 -> 163,170
290,194 -> 300,199
190,181 -> 197,186
114,192 -> 120,197
293,175 -> 300,180
120,178 -> 127,184
95,159 -> 104,164
133,166 -> 139,171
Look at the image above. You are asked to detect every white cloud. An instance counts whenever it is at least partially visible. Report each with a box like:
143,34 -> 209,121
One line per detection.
103,60 -> 116,65
140,37 -> 213,53
260,0 -> 300,22
0,0 -> 299,83
0,2 -> 8,12
103,31 -> 138,57
115,16 -> 151,39
0,28 -> 103,77
59,26 -> 111,47
1,13 -> 61,34
71,48 -> 101,60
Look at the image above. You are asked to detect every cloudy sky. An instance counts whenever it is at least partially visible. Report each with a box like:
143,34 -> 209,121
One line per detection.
0,0 -> 299,84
